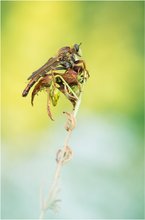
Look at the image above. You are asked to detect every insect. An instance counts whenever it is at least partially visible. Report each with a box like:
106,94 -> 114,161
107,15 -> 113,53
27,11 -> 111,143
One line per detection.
22,43 -> 85,97
22,44 -> 89,120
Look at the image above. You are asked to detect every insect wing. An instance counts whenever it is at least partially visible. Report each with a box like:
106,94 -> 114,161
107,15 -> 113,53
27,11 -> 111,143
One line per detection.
27,57 -> 59,80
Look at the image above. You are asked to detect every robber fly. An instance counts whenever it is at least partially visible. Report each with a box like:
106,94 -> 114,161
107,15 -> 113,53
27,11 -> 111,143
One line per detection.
22,43 -> 83,97
22,43 -> 89,120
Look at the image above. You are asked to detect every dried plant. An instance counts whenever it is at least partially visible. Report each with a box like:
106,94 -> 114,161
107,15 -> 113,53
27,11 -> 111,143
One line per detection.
22,43 -> 89,218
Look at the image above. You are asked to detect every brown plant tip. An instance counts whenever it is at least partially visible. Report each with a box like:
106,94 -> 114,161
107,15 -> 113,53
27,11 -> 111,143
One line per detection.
63,111 -> 76,131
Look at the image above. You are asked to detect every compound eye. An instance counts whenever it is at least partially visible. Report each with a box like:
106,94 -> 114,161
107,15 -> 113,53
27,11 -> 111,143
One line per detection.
74,44 -> 79,52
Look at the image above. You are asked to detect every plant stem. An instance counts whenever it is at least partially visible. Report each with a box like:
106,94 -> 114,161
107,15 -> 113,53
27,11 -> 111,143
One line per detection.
39,93 -> 82,219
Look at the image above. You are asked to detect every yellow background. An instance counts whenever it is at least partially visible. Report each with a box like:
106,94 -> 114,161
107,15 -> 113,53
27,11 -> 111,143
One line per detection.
1,1 -> 144,219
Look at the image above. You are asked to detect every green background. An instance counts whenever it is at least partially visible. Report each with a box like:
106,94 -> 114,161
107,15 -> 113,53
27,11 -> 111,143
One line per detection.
1,1 -> 144,219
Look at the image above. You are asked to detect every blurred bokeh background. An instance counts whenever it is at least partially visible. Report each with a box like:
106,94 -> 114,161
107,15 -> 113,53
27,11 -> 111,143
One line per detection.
1,1 -> 144,219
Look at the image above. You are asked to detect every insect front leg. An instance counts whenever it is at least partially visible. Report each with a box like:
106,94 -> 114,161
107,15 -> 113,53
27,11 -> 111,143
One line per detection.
74,60 -> 90,79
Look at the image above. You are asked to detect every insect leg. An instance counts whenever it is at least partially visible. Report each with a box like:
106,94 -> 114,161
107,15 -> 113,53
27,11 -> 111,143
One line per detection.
55,66 -> 67,71
74,60 -> 90,78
